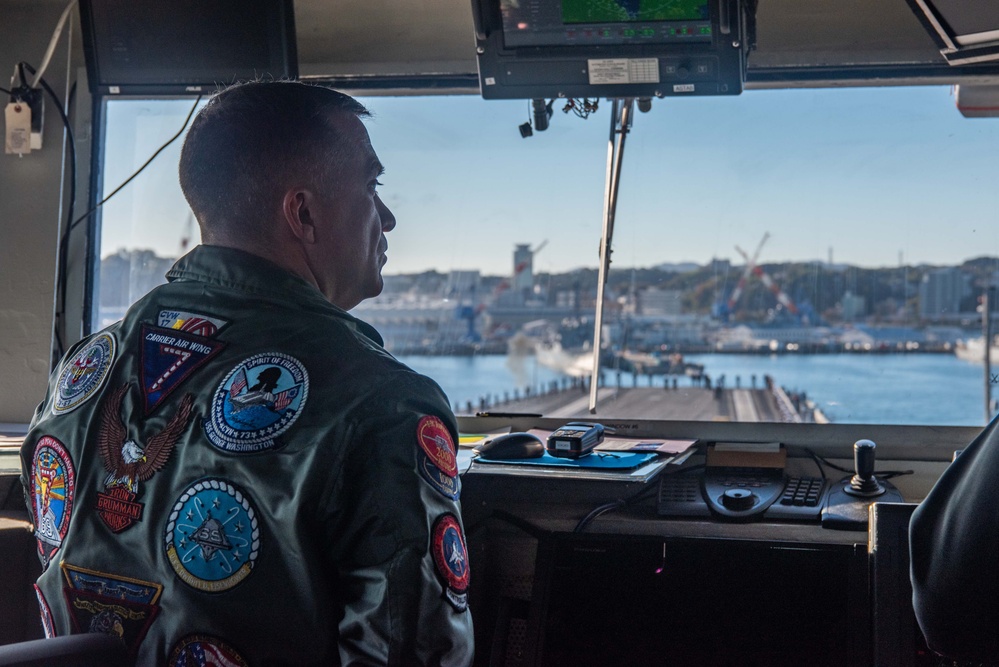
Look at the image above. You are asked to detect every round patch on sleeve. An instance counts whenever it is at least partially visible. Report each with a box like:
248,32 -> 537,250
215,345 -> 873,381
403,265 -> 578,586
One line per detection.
33,585 -> 55,638
431,513 -> 470,612
53,333 -> 116,415
169,634 -> 248,667
417,416 -> 458,477
29,436 -> 75,567
204,353 -> 308,453
165,478 -> 260,593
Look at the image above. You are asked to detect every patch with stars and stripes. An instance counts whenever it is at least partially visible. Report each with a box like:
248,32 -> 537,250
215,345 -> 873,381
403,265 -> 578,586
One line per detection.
169,634 -> 248,667
204,353 -> 308,454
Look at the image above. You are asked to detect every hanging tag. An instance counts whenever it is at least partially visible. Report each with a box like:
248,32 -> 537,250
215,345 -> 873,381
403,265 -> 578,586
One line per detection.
5,102 -> 32,155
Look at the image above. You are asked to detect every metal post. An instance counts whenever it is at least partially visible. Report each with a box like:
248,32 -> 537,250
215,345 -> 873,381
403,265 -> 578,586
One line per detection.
985,287 -> 994,423
589,99 -> 634,414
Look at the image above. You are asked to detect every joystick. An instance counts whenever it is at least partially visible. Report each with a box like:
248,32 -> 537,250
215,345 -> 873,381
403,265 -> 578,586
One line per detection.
843,439 -> 886,497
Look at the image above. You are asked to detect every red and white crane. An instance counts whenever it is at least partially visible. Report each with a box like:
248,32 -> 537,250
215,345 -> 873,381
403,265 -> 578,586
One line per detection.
728,233 -> 798,315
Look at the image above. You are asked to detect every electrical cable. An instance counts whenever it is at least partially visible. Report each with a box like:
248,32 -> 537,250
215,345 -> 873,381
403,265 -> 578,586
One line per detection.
30,0 -> 77,88
17,62 -> 75,358
573,476 -> 663,533
464,508 -> 547,541
0,86 -> 12,95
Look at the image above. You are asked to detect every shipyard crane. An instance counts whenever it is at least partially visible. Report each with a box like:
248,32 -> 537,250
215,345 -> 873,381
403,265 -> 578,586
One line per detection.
723,233 -> 799,318
457,240 -> 549,341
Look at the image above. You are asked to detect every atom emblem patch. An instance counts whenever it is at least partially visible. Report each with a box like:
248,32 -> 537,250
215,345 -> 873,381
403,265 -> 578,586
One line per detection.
165,478 -> 260,593
34,585 -> 55,638
417,416 -> 458,477
53,333 -> 115,415
204,353 -> 308,453
431,513 -> 470,612
169,634 -> 248,667
30,436 -> 75,567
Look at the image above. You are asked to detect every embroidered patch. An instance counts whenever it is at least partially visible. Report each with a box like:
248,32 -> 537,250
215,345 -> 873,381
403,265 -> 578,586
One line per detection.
417,451 -> 460,501
140,324 -> 225,415
417,416 -> 458,477
61,563 -> 164,605
204,353 -> 308,454
53,333 -> 115,415
64,588 -> 159,658
34,585 -> 55,638
30,436 -> 75,567
169,634 -> 248,667
158,309 -> 229,338
95,384 -> 194,533
431,513 -> 470,612
165,478 -> 260,593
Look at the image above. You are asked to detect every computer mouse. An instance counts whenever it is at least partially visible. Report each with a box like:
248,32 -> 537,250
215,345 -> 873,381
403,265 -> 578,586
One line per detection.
474,432 -> 545,460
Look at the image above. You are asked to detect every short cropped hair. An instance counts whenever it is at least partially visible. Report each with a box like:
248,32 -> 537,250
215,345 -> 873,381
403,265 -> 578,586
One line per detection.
178,81 -> 370,240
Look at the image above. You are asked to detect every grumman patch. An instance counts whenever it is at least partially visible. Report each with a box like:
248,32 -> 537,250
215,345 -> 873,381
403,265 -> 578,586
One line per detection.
417,416 -> 458,477
431,513 -> 470,612
140,324 -> 225,415
61,563 -> 164,605
169,634 -> 248,667
53,333 -> 115,415
30,436 -> 75,567
165,478 -> 260,593
417,451 -> 460,501
34,585 -> 55,638
204,353 -> 308,454
96,384 -> 194,533
157,309 -> 229,338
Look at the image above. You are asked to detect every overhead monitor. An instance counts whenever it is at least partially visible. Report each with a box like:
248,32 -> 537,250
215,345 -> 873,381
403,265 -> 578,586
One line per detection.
905,0 -> 999,66
79,0 -> 298,96
470,0 -> 749,99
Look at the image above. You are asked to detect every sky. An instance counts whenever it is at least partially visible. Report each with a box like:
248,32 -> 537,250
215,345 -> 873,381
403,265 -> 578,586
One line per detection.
99,86 -> 999,277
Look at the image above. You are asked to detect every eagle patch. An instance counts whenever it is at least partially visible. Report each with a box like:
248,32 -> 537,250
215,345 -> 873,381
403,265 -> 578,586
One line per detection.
95,384 -> 194,533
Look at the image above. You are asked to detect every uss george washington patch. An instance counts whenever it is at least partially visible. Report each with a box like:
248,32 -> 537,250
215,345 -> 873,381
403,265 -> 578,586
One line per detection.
53,333 -> 115,415
29,436 -> 75,567
169,634 -> 248,667
165,478 -> 260,593
431,513 -> 470,612
204,353 -> 308,454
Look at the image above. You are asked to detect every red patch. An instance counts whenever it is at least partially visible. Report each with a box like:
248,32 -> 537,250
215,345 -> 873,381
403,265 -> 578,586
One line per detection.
417,416 -> 458,478
431,513 -> 470,594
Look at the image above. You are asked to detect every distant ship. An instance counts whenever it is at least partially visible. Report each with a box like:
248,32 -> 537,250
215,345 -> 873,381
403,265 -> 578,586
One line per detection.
954,336 -> 999,363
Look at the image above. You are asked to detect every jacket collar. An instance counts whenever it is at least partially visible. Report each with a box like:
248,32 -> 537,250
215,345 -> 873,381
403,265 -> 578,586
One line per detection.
166,245 -> 384,346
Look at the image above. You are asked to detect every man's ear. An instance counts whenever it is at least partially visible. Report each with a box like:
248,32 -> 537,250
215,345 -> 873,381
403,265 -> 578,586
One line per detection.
281,189 -> 316,244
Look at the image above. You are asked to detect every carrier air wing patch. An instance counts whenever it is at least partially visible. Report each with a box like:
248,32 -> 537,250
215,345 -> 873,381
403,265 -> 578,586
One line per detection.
96,383 -> 194,533
157,309 -> 229,338
140,324 -> 225,415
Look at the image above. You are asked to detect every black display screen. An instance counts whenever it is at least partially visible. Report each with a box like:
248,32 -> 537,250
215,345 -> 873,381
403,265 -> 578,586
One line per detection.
501,0 -> 712,48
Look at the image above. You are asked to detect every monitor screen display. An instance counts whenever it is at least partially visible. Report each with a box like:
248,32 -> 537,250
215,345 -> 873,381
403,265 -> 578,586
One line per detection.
501,0 -> 712,48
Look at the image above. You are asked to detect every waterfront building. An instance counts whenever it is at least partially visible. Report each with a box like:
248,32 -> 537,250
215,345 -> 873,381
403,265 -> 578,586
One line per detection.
918,268 -> 969,321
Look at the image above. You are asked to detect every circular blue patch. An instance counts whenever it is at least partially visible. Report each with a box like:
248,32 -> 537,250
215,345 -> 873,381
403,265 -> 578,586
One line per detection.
418,451 -> 460,500
431,513 -> 469,612
165,479 -> 259,593
53,333 -> 115,415
204,353 -> 308,453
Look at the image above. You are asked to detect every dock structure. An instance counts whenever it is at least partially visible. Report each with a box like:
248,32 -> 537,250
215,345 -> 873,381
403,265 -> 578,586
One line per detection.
466,385 -> 813,422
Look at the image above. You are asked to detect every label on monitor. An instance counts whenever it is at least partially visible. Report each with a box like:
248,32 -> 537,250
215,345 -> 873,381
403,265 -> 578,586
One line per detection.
588,58 -> 660,85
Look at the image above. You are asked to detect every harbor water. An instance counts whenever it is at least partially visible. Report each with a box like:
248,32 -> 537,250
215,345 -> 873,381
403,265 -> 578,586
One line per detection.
399,352 -> 995,428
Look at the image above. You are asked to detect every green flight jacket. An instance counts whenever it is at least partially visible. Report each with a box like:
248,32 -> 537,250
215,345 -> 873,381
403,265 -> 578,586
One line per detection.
21,245 -> 474,666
